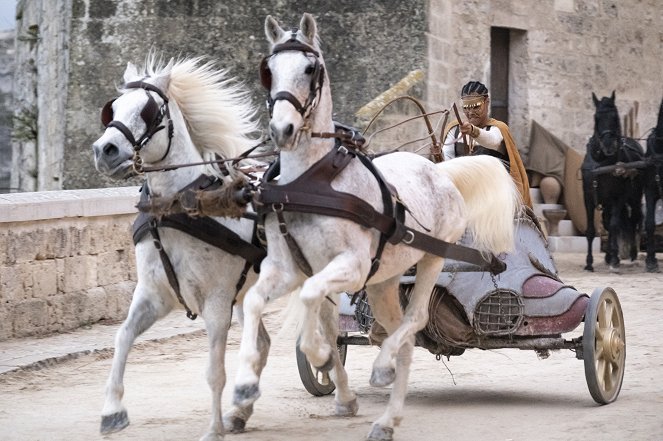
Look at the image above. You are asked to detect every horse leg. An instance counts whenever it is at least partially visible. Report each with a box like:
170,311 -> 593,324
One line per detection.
607,205 -> 621,270
629,196 -> 643,262
100,284 -> 173,434
367,255 -> 444,441
644,190 -> 660,272
297,253 -> 366,372
318,296 -> 358,417
233,262 -> 298,408
223,305 -> 271,432
199,296 -> 235,441
584,199 -> 596,271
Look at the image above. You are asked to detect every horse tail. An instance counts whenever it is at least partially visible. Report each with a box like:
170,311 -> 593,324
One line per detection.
437,155 -> 521,254
276,288 -> 304,338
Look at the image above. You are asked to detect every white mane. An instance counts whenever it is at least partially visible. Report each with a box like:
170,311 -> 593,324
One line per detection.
140,55 -> 261,163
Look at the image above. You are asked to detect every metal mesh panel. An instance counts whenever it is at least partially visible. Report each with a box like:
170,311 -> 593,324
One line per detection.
353,290 -> 374,333
474,289 -> 523,336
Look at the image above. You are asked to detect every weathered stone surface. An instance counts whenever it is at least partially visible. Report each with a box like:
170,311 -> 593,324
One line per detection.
0,189 -> 140,340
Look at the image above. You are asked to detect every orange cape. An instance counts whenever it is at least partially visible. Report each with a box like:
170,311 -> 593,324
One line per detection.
443,119 -> 532,207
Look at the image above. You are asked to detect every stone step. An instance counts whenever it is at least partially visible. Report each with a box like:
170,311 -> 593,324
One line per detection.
533,203 -> 565,219
547,235 -> 598,253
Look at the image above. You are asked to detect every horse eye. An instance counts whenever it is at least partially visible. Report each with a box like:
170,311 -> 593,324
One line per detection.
305,65 -> 315,75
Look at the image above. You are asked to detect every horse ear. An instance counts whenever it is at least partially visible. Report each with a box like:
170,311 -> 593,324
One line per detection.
610,90 -> 616,102
123,62 -> 138,83
299,13 -> 317,44
150,73 -> 170,94
592,92 -> 599,107
265,15 -> 285,44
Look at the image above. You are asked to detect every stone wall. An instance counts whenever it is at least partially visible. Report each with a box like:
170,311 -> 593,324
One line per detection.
5,0 -> 663,191
0,187 -> 139,340
11,0 -> 427,190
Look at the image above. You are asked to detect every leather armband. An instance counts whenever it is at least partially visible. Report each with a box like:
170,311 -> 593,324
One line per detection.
470,125 -> 480,138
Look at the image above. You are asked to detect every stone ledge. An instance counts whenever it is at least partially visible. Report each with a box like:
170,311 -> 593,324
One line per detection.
0,187 -> 140,223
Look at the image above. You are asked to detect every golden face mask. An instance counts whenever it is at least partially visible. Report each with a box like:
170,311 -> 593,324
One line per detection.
461,95 -> 487,111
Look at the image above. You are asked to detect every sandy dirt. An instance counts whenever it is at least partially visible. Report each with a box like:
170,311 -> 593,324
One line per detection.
0,252 -> 661,441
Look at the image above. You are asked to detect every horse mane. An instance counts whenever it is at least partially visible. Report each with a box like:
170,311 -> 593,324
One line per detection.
141,54 -> 261,164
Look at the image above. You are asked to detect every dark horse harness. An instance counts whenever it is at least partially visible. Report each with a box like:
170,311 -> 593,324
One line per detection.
256,143 -> 506,285
133,176 -> 267,320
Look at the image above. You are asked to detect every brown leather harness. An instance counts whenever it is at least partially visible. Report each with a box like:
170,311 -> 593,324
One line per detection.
133,176 -> 267,319
255,143 -> 506,285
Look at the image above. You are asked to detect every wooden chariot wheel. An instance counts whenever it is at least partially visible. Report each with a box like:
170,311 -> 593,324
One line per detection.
583,287 -> 626,404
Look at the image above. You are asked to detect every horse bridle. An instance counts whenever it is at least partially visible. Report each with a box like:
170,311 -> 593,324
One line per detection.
259,29 -> 325,118
100,80 -> 174,173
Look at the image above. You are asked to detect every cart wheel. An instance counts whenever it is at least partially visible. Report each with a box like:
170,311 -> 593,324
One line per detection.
296,334 -> 348,396
583,287 -> 626,404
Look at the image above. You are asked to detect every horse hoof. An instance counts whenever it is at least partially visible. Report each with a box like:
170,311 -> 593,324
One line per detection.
233,383 -> 260,407
223,415 -> 247,433
369,366 -> 396,387
646,261 -> 660,273
100,410 -> 129,434
199,432 -> 224,441
335,398 -> 358,417
584,265 -> 594,272
367,424 -> 394,441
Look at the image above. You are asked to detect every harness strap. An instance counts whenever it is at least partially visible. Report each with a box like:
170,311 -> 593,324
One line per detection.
146,218 -> 197,320
133,180 -> 267,318
274,207 -> 314,276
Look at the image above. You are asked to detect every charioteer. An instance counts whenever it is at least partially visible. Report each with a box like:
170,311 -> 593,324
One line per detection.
443,81 -> 532,207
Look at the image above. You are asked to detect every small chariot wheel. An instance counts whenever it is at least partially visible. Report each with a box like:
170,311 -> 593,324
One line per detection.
296,334 -> 348,396
583,287 -> 626,404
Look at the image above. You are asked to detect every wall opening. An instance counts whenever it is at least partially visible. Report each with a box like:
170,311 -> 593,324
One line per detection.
490,27 -> 510,125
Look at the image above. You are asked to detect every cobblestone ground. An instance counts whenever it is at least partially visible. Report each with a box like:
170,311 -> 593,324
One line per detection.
0,252 -> 661,441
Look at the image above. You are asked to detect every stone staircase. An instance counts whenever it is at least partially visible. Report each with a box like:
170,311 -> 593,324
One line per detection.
530,187 -> 598,253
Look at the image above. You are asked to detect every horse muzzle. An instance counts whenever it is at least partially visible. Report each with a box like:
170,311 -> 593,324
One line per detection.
92,141 -> 136,179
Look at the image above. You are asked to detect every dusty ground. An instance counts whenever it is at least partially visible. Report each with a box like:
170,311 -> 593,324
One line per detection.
0,252 -> 661,441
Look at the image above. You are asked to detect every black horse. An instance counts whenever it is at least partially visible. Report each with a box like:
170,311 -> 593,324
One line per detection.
581,91 -> 645,271
643,97 -> 663,272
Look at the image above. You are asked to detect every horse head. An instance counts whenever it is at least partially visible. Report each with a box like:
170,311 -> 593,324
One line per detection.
261,13 -> 332,150
92,56 -> 260,186
647,96 -> 663,156
590,91 -> 623,162
92,61 -> 173,179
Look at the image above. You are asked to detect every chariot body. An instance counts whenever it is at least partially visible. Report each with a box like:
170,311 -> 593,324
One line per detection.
297,207 -> 626,406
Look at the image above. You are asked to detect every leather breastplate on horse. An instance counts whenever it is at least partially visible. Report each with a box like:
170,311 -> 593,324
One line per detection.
257,145 -> 401,281
256,144 -> 506,282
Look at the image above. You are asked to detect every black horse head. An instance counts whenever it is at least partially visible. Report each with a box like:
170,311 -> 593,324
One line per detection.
646,96 -> 663,156
590,91 -> 623,162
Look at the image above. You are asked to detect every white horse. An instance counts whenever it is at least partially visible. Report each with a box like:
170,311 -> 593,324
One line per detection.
92,56 -> 271,441
232,13 -> 522,441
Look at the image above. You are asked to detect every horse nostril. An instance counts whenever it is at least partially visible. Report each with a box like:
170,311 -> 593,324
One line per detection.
103,142 -> 118,157
284,124 -> 294,137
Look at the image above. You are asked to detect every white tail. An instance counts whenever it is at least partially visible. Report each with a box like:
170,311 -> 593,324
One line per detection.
437,155 -> 521,254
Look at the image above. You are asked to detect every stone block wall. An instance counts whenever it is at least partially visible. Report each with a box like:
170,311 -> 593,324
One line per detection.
0,187 -> 140,340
